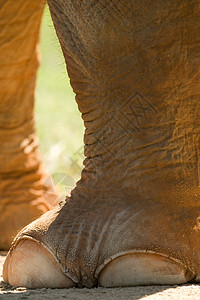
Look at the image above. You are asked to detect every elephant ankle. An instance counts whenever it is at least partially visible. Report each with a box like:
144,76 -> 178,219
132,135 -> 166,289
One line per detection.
0,169 -> 59,250
0,198 -> 49,250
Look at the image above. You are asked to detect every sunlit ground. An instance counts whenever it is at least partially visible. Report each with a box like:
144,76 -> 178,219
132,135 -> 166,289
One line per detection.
35,6 -> 84,193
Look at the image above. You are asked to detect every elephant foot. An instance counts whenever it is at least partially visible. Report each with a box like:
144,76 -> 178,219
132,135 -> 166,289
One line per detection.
3,239 -> 194,288
3,198 -> 199,288
2,0 -> 200,289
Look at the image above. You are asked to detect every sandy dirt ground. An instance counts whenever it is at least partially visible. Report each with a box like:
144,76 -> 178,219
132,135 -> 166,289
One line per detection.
1,252 -> 200,299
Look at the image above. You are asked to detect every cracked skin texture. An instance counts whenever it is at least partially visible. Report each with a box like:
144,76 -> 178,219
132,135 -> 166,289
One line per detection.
3,0 -> 200,288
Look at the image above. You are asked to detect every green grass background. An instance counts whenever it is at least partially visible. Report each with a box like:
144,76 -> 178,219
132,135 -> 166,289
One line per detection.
35,6 -> 84,191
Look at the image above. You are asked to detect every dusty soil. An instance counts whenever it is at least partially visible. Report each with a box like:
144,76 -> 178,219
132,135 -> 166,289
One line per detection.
1,252 -> 200,299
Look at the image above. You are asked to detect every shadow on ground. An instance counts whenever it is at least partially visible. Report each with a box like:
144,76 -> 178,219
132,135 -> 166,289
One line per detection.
1,252 -> 200,300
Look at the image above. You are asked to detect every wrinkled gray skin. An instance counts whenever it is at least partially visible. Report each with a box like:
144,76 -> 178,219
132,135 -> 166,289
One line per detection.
3,0 -> 200,288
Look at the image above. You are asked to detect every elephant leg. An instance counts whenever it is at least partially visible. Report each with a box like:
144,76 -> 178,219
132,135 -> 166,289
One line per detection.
3,0 -> 200,288
0,1 -> 58,250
